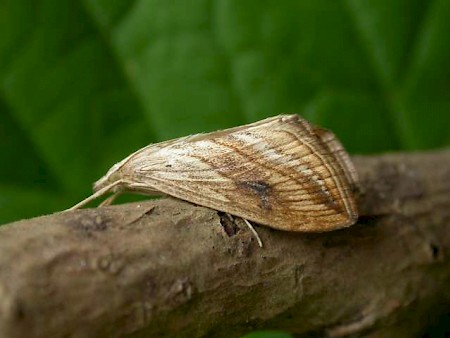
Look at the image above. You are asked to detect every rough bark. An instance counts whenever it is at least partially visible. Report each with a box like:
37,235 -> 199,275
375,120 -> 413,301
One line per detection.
0,150 -> 449,338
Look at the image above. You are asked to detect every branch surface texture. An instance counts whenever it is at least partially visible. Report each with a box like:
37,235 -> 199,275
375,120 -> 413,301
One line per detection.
0,151 -> 449,338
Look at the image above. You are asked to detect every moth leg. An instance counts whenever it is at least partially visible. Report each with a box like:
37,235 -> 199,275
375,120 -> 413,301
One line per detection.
242,218 -> 263,248
224,213 -> 262,247
225,213 -> 235,222
99,193 -> 120,207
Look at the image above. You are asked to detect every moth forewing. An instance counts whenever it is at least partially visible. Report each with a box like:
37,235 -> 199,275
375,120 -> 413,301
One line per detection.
312,126 -> 359,189
69,114 -> 358,233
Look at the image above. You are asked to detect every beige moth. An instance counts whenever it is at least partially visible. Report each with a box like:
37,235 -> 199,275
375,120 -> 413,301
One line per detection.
70,115 -> 358,234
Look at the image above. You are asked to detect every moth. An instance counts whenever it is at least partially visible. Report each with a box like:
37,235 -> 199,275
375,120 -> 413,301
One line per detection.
70,115 -> 358,241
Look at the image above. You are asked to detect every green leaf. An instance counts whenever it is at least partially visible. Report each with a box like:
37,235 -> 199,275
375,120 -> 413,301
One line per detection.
1,0 -> 449,225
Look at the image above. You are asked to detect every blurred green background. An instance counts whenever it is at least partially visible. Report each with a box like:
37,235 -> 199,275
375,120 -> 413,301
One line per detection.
1,1 -> 450,336
2,0 -> 450,224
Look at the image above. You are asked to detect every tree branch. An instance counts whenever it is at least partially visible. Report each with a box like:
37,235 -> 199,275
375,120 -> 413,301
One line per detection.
0,150 -> 449,337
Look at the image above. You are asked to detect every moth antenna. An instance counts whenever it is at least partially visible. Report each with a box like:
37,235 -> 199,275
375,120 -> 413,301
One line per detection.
67,180 -> 124,211
242,218 -> 263,248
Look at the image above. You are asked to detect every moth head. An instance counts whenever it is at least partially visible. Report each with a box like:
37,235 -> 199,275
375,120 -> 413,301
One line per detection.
93,159 -> 127,193
67,162 -> 126,211
93,147 -> 143,193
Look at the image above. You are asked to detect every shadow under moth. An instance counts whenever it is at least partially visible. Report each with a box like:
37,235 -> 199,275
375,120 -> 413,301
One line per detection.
69,115 -> 359,246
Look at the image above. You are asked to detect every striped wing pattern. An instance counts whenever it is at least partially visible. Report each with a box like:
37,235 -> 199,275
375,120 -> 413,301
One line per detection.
118,115 -> 358,232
